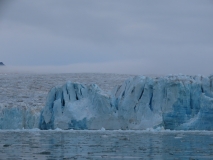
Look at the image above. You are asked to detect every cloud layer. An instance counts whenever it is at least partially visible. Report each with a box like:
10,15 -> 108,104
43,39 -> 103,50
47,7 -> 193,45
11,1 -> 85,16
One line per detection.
0,0 -> 213,75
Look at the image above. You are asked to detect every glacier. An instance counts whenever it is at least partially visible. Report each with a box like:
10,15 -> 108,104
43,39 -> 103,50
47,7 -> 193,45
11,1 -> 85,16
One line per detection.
0,104 -> 40,129
1,74 -> 213,130
39,74 -> 213,130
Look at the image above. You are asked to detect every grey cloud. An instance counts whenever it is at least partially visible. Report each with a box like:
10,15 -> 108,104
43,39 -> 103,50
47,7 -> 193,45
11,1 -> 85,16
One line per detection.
0,0 -> 213,75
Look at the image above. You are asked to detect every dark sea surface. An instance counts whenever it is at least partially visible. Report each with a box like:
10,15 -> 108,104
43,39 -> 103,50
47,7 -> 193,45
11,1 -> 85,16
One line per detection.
0,130 -> 213,160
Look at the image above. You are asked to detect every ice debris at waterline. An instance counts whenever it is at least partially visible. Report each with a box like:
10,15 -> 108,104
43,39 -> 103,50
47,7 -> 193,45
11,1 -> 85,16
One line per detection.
39,74 -> 213,131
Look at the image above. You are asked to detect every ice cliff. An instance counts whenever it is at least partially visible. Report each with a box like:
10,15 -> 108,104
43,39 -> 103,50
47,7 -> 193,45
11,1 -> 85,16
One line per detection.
39,75 -> 213,130
0,104 -> 40,129
1,74 -> 213,130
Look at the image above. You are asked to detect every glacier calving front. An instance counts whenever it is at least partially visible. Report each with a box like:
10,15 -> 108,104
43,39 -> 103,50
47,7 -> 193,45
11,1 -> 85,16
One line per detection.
1,75 -> 213,130
39,75 -> 213,130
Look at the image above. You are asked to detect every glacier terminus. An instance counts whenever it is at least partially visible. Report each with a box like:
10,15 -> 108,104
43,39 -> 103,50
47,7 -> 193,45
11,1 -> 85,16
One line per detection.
1,74 -> 213,130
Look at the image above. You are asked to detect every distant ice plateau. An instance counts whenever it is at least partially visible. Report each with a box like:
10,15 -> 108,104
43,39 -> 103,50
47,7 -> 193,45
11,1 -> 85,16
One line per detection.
1,74 -> 213,130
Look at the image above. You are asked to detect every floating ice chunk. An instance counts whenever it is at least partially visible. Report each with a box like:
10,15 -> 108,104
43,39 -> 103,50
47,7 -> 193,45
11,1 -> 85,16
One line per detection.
55,128 -> 63,131
100,127 -> 105,131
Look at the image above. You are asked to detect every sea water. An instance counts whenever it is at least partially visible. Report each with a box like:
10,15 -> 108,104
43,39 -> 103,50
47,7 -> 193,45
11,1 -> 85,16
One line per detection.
0,130 -> 213,160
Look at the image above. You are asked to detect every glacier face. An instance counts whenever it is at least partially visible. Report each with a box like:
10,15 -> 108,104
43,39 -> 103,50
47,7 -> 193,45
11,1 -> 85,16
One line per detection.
40,82 -> 121,130
0,104 -> 40,129
0,73 -> 131,130
40,75 -> 213,130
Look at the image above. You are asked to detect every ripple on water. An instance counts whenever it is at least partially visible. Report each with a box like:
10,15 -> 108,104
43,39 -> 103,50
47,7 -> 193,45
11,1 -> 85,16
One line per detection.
0,131 -> 213,159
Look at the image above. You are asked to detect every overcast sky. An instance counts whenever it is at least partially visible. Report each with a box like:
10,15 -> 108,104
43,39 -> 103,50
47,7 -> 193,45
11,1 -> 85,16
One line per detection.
0,0 -> 213,75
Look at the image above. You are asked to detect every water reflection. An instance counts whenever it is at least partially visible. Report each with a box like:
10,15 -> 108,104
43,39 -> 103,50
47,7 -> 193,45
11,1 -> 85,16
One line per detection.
0,131 -> 213,159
